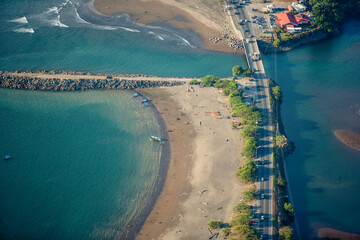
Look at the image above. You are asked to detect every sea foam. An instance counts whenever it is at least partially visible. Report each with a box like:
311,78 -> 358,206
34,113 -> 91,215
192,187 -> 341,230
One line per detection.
9,16 -> 28,24
13,28 -> 34,33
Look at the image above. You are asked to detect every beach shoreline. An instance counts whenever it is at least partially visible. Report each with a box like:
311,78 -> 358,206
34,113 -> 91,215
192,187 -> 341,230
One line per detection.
93,0 -> 244,54
136,85 -> 245,239
334,129 -> 360,152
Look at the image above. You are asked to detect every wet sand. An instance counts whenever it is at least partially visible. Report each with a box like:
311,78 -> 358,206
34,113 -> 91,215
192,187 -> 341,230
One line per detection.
334,129 -> 360,152
137,85 -> 245,239
318,227 -> 360,240
93,0 -> 242,53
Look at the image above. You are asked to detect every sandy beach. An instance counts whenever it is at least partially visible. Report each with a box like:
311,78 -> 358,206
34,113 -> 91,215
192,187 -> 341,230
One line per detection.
93,0 -> 242,53
137,85 -> 246,239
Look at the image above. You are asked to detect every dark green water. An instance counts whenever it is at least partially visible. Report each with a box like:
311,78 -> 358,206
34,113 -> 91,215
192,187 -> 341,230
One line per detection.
263,20 -> 360,238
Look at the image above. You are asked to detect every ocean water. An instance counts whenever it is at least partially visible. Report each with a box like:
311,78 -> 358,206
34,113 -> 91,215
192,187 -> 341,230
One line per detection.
0,0 -> 247,239
0,0 -> 247,77
0,89 -> 164,239
263,20 -> 360,238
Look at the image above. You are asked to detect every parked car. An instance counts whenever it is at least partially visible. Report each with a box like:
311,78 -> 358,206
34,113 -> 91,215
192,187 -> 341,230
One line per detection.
261,215 -> 264,221
261,194 -> 265,199
244,29 -> 249,32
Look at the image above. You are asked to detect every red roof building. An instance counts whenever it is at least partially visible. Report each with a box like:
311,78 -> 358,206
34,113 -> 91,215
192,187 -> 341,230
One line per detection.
275,12 -> 298,27
294,13 -> 310,25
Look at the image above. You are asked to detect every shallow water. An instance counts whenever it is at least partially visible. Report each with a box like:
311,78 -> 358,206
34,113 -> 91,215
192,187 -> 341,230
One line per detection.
263,20 -> 360,238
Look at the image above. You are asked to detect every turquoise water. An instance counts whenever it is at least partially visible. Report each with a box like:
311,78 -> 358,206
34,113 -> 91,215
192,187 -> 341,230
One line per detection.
0,0 -> 247,239
263,20 -> 360,238
0,89 -> 163,239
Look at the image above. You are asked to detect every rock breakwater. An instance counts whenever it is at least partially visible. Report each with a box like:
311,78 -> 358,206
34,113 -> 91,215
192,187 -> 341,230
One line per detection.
0,71 -> 185,91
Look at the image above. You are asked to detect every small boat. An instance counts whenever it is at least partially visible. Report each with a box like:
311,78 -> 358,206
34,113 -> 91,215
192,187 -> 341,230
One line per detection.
139,103 -> 147,108
133,93 -> 139,97
141,98 -> 147,103
3,155 -> 11,160
149,136 -> 162,142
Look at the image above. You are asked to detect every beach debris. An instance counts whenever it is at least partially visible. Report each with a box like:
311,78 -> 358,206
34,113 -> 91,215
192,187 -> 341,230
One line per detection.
199,189 -> 207,194
202,202 -> 208,205
208,228 -> 213,235
176,230 -> 182,233
199,208 -> 206,213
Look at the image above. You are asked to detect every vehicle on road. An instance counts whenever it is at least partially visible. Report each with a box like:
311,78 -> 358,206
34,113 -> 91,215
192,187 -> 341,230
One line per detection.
244,29 -> 249,32
261,177 -> 264,181
261,194 -> 265,199
261,215 -> 264,221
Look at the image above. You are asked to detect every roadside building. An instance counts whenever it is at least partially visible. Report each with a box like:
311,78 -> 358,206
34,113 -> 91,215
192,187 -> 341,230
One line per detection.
294,13 -> 310,24
287,5 -> 294,12
292,2 -> 307,12
275,12 -> 298,27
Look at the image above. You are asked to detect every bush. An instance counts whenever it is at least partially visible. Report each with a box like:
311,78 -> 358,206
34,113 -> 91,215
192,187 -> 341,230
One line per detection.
240,125 -> 259,138
208,220 -> 222,229
273,39 -> 281,46
242,189 -> 257,202
201,75 -> 220,86
232,65 -> 244,76
236,159 -> 257,183
277,177 -> 286,188
284,203 -> 296,213
241,137 -> 258,159
233,224 -> 260,239
272,85 -> 282,101
234,202 -> 250,212
189,79 -> 199,85
222,228 -> 231,235
279,225 -> 294,240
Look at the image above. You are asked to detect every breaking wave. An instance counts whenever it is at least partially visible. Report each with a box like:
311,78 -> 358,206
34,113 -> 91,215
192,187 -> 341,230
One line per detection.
9,16 -> 28,24
13,28 -> 34,33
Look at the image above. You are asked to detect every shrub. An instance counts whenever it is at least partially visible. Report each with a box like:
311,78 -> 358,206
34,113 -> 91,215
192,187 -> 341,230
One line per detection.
279,225 -> 294,240
201,75 -> 220,86
284,203 -> 296,213
222,228 -> 231,235
242,189 -> 257,202
272,85 -> 282,101
240,125 -> 259,138
236,159 -> 257,183
241,137 -> 258,159
273,39 -> 281,46
189,79 -> 199,85
277,177 -> 286,188
208,220 -> 222,229
232,65 -> 244,76
234,202 -> 250,212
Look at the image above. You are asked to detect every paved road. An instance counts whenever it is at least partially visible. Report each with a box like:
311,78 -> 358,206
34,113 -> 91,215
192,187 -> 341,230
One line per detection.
227,2 -> 274,239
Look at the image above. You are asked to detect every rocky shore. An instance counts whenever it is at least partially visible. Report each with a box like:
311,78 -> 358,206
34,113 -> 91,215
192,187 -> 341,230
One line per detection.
258,30 -> 331,54
0,71 -> 185,91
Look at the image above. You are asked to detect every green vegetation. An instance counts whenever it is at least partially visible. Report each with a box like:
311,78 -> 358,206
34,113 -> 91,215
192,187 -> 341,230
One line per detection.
276,135 -> 288,148
232,65 -> 253,77
241,137 -> 258,159
237,159 -> 257,183
201,75 -> 220,86
189,79 -> 199,85
272,85 -> 282,102
284,203 -> 296,213
208,220 -> 223,229
240,125 -> 259,138
277,177 -> 286,188
234,202 -> 250,212
279,226 -> 294,240
311,0 -> 341,32
222,228 -> 231,235
242,189 -> 257,202
232,225 -> 260,239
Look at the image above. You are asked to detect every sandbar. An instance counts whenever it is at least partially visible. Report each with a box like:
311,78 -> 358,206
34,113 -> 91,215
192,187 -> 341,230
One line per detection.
334,129 -> 360,152
318,227 -> 360,240
137,85 -> 246,239
93,0 -> 242,53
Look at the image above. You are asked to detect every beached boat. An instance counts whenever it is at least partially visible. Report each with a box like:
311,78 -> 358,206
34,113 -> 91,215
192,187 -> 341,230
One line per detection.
139,103 -> 147,108
149,136 -> 162,142
141,98 -> 147,103
133,93 -> 139,97
3,155 -> 11,160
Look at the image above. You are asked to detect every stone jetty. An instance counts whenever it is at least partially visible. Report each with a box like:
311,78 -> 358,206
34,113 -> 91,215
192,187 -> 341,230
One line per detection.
0,70 -> 186,91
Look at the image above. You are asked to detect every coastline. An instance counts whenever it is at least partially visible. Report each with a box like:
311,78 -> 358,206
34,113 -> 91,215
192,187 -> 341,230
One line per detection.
93,0 -> 244,54
137,85 -> 245,239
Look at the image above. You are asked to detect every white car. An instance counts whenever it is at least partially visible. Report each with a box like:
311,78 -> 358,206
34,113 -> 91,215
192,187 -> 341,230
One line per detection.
261,215 -> 264,221
261,193 -> 264,199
